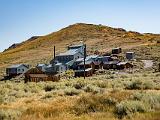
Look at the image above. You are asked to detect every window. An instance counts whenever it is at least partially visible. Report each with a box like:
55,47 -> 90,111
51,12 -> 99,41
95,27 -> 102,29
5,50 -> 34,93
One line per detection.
18,69 -> 21,72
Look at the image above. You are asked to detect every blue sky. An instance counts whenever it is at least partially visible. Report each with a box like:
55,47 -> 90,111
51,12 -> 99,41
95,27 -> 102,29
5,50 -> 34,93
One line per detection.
0,0 -> 160,52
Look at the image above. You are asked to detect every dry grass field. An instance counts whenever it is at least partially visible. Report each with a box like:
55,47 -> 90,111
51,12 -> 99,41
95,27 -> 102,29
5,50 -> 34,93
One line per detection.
0,71 -> 160,120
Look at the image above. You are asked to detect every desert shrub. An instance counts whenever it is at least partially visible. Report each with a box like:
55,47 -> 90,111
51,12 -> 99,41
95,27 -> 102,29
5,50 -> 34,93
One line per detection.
115,100 -> 149,118
44,84 -> 56,92
73,80 -> 86,89
73,94 -> 116,115
0,109 -> 22,120
132,92 -> 160,110
93,81 -> 108,88
83,85 -> 100,94
125,80 -> 155,90
0,95 -> 5,104
64,88 -> 80,96
42,93 -> 54,99
125,80 -> 143,90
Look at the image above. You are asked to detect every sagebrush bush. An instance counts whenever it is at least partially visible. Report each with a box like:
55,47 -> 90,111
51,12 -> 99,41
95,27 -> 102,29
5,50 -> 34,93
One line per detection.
115,100 -> 149,118
73,80 -> 86,89
83,85 -> 100,94
0,109 -> 22,120
73,94 -> 116,115
44,84 -> 56,92
125,80 -> 155,90
64,88 -> 81,96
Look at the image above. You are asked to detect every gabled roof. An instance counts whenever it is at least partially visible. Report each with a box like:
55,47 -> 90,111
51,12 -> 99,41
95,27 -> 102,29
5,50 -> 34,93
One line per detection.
7,64 -> 29,69
68,44 -> 84,48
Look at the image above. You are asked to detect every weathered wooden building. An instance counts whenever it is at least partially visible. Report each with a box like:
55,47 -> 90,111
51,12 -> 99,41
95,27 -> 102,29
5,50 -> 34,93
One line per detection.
112,48 -> 122,54
103,61 -> 119,70
126,52 -> 135,60
78,60 -> 95,72
25,68 -> 60,82
117,62 -> 133,70
6,64 -> 29,77
75,68 -> 93,77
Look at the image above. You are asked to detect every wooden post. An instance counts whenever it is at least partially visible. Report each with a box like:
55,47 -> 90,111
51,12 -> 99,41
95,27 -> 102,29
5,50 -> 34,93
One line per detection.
159,63 -> 160,72
54,46 -> 56,59
84,44 -> 86,79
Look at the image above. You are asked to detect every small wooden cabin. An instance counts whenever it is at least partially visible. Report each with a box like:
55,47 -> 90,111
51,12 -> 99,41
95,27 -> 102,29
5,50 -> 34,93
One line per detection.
103,61 -> 119,70
112,48 -> 122,54
117,62 -> 133,70
75,68 -> 93,77
78,60 -> 95,72
126,52 -> 135,60
25,68 -> 60,83
6,64 -> 29,77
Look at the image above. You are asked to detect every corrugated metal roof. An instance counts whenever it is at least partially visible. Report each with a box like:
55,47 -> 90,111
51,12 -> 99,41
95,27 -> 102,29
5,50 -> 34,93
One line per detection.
37,64 -> 47,67
79,60 -> 93,65
75,68 -> 92,72
69,44 -> 84,48
117,62 -> 128,66
8,64 -> 27,68
58,49 -> 79,56
103,61 -> 119,65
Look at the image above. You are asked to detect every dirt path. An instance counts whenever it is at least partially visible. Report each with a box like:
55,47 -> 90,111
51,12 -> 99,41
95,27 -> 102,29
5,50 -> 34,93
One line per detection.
142,60 -> 153,68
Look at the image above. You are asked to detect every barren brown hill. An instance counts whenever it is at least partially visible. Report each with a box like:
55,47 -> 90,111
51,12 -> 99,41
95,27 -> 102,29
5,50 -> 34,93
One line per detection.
0,23 -> 160,75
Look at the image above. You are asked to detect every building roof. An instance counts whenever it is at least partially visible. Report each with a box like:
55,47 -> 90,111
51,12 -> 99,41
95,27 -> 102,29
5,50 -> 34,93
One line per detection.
66,60 -> 75,66
7,64 -> 28,69
68,44 -> 84,48
117,62 -> 131,66
79,60 -> 93,65
37,64 -> 47,67
75,68 -> 92,72
103,61 -> 119,65
126,52 -> 134,54
86,55 -> 99,60
58,49 -> 79,56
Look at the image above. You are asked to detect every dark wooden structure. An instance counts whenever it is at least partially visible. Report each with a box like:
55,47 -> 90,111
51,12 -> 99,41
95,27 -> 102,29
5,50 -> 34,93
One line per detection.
103,61 -> 119,70
25,68 -> 60,82
126,52 -> 135,60
94,61 -> 103,69
6,64 -> 29,77
112,48 -> 122,54
117,62 -> 133,70
75,68 -> 93,77
78,60 -> 95,72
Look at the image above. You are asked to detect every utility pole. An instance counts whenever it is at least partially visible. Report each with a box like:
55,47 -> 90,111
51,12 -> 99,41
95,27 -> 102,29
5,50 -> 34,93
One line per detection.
84,44 -> 86,79
54,46 -> 56,59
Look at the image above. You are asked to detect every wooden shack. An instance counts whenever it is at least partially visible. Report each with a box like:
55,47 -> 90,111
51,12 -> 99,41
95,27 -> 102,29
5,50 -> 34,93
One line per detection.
25,68 -> 60,83
112,48 -> 122,54
6,64 -> 29,77
117,62 -> 133,70
75,68 -> 93,77
78,60 -> 95,72
94,61 -> 103,69
126,52 -> 135,60
103,61 -> 119,70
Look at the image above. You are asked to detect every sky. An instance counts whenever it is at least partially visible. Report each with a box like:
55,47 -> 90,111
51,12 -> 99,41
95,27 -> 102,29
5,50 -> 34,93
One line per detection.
0,0 -> 160,52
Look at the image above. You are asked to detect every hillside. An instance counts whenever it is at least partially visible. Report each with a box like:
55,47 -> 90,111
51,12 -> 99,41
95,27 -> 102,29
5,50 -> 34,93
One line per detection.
0,23 -> 160,76
0,23 -> 160,120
